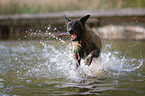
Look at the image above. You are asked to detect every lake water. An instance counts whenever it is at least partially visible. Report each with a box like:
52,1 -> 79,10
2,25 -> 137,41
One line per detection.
0,39 -> 145,96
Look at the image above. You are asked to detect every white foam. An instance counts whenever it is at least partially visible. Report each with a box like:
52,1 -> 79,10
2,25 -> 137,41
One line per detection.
24,42 -> 143,81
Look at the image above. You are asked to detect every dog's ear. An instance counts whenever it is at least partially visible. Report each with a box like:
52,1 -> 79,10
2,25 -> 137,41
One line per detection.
80,15 -> 90,26
64,15 -> 71,22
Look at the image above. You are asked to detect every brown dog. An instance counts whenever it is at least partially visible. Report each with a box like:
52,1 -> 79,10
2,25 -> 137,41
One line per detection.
65,15 -> 102,69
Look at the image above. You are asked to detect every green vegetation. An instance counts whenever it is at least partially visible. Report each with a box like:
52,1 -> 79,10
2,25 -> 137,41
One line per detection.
0,0 -> 145,15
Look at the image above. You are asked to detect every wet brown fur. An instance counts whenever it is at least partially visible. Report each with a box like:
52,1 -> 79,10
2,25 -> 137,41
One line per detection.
65,15 -> 102,68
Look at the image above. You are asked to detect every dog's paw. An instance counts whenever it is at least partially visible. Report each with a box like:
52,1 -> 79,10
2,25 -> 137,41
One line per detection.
84,56 -> 92,66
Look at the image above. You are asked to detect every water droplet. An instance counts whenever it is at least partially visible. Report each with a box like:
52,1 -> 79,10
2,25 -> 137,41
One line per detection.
15,58 -> 18,60
47,26 -> 51,30
48,32 -> 51,35
53,36 -> 55,38
26,80 -> 32,83
53,28 -> 57,30
45,30 -> 48,33
17,70 -> 19,73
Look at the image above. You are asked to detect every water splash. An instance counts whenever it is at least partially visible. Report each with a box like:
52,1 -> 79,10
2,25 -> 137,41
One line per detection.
20,24 -> 143,81
21,23 -> 66,44
24,42 -> 143,81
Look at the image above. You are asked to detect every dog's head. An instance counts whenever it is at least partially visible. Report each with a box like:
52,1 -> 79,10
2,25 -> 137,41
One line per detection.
65,15 -> 90,41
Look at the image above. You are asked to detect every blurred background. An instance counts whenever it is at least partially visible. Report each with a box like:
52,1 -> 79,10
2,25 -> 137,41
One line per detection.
0,0 -> 145,15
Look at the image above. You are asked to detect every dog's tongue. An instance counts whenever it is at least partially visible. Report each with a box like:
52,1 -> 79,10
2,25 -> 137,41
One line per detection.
71,34 -> 77,40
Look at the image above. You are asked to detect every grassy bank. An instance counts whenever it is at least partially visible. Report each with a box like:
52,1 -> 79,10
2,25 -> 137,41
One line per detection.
0,0 -> 145,15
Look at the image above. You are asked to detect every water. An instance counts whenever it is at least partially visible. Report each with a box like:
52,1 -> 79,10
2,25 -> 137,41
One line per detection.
0,39 -> 145,96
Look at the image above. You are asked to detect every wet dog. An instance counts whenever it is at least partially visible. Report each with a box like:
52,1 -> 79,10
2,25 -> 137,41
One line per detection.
65,15 -> 102,69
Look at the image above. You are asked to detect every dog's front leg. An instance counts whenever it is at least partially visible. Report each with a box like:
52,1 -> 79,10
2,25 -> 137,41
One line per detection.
85,49 -> 100,66
74,59 -> 81,69
73,50 -> 81,69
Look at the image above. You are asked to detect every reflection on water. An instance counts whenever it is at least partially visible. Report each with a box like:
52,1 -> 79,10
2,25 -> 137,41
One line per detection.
0,39 -> 145,96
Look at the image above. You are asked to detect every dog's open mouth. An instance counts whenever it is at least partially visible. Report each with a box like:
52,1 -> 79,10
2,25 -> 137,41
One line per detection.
71,33 -> 78,41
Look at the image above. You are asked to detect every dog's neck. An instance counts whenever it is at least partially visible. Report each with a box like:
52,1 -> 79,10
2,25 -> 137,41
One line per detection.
80,25 -> 91,42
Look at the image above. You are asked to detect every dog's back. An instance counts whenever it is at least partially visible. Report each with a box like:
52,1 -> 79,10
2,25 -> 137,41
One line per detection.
84,25 -> 102,50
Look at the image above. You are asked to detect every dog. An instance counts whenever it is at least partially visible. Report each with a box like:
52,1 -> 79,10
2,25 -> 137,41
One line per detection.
65,15 -> 102,69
